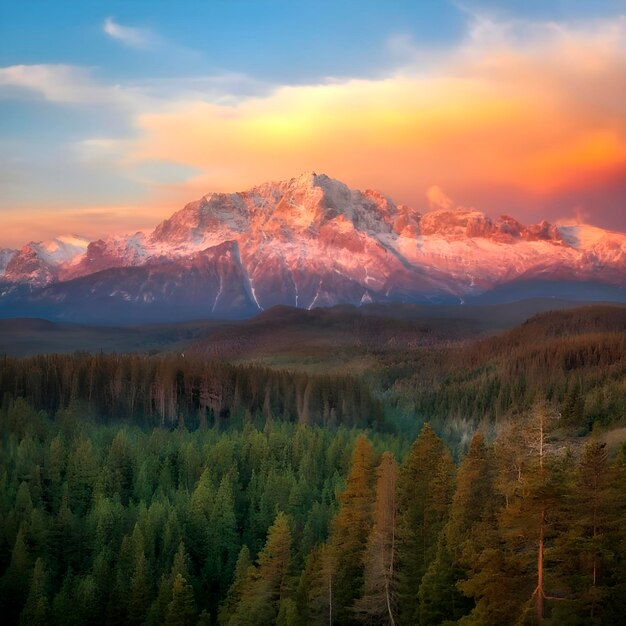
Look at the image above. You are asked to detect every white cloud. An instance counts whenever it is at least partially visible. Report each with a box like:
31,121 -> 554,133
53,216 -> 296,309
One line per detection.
0,64 -> 128,104
73,137 -> 131,165
103,17 -> 153,49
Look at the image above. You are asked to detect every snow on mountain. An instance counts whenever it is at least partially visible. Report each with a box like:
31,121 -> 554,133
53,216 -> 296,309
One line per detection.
40,235 -> 91,263
1,173 -> 625,321
66,233 -> 149,279
0,248 -> 17,277
3,235 -> 90,285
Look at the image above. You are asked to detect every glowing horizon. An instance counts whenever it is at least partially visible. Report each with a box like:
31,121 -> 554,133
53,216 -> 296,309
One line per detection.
1,2 -> 625,247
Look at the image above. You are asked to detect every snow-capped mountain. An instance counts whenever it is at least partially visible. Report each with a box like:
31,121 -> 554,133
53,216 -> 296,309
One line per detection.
3,235 -> 90,285
1,173 -> 625,322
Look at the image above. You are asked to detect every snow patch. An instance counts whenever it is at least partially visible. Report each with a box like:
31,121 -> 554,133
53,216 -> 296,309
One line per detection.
308,279 -> 323,310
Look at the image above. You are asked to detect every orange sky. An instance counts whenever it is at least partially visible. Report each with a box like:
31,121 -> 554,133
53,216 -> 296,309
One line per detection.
2,14 -> 626,246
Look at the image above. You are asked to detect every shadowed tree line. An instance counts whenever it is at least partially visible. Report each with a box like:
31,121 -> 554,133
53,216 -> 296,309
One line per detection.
0,353 -> 384,430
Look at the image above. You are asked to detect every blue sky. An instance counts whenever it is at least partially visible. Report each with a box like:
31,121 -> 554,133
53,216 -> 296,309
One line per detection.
1,1 -> 625,244
3,1 -> 624,83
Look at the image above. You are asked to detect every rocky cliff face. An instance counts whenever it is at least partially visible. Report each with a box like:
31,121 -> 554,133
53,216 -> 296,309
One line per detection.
1,173 -> 624,321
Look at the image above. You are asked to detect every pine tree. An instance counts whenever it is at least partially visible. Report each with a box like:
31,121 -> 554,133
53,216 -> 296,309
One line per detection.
396,424 -> 454,624
66,436 -> 98,516
0,526 -> 31,622
418,432 -> 494,625
128,552 -> 151,626
218,545 -> 252,626
207,472 -> 239,592
326,434 -> 375,623
51,569 -> 79,626
149,537 -> 193,624
188,468 -> 214,566
165,573 -> 196,626
461,402 -> 566,624
108,533 -> 135,623
232,511 -> 293,625
552,441 -> 615,623
297,543 -> 336,625
605,442 -> 626,621
354,451 -> 398,625
19,557 -> 49,626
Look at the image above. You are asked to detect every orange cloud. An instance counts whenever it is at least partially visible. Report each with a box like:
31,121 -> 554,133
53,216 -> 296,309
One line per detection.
3,15 -> 625,247
1,206 -> 170,248
127,16 -> 626,221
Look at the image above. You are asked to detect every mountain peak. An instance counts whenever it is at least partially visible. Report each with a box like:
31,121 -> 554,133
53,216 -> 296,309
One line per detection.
1,173 -> 625,322
291,170 -> 320,185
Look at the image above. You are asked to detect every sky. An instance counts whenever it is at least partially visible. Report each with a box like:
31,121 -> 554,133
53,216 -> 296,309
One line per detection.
1,0 -> 625,246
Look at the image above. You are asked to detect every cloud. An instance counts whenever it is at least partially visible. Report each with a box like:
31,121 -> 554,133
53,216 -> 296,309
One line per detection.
426,186 -> 455,212
2,12 -> 626,240
126,13 -> 626,228
0,64 -> 129,104
0,206 -> 166,247
0,63 -> 268,109
103,17 -> 154,49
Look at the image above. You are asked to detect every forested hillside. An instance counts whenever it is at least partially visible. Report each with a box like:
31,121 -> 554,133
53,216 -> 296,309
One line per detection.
1,305 -> 625,624
0,401 -> 625,624
384,306 -> 626,435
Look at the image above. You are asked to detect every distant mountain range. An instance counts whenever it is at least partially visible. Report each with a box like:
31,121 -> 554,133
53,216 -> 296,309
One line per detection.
1,172 -> 625,322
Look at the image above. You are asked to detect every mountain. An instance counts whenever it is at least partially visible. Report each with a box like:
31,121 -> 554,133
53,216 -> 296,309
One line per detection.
1,173 -> 625,323
3,235 -> 90,285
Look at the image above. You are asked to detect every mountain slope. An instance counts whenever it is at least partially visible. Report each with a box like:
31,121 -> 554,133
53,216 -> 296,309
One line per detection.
1,173 -> 625,322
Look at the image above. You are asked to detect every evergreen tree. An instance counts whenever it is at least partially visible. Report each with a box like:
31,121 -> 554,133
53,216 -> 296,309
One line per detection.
218,545 -> 252,626
0,526 -> 31,622
354,451 -> 398,625
418,538 -> 463,626
396,424 -> 454,624
552,441 -> 615,623
52,569 -> 79,626
297,544 -> 335,625
461,403 -> 565,624
418,432 -> 493,625
327,434 -> 375,623
605,442 -> 626,621
232,511 -> 293,625
66,436 -> 98,516
19,557 -> 49,626
207,472 -> 239,593
128,552 -> 151,626
107,534 -> 135,623
165,573 -> 196,626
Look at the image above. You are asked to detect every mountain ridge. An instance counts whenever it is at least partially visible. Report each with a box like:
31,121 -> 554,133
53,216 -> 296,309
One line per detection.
1,173 -> 625,322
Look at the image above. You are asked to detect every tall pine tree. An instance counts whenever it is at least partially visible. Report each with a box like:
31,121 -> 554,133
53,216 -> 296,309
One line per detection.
354,451 -> 398,625
327,434 -> 375,624
396,424 -> 454,624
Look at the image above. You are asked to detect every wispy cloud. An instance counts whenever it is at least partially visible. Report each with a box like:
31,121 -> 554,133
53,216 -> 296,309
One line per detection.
0,206 -> 166,247
0,64 -> 268,108
0,64 -> 128,104
426,186 -> 455,212
103,17 -> 154,49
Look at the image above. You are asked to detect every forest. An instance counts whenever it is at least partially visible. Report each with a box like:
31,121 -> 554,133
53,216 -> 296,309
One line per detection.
0,353 -> 384,430
1,394 -> 625,624
377,307 -> 626,439
1,306 -> 626,624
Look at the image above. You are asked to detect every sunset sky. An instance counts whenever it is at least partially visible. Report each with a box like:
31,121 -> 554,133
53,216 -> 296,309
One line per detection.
1,0 -> 625,246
